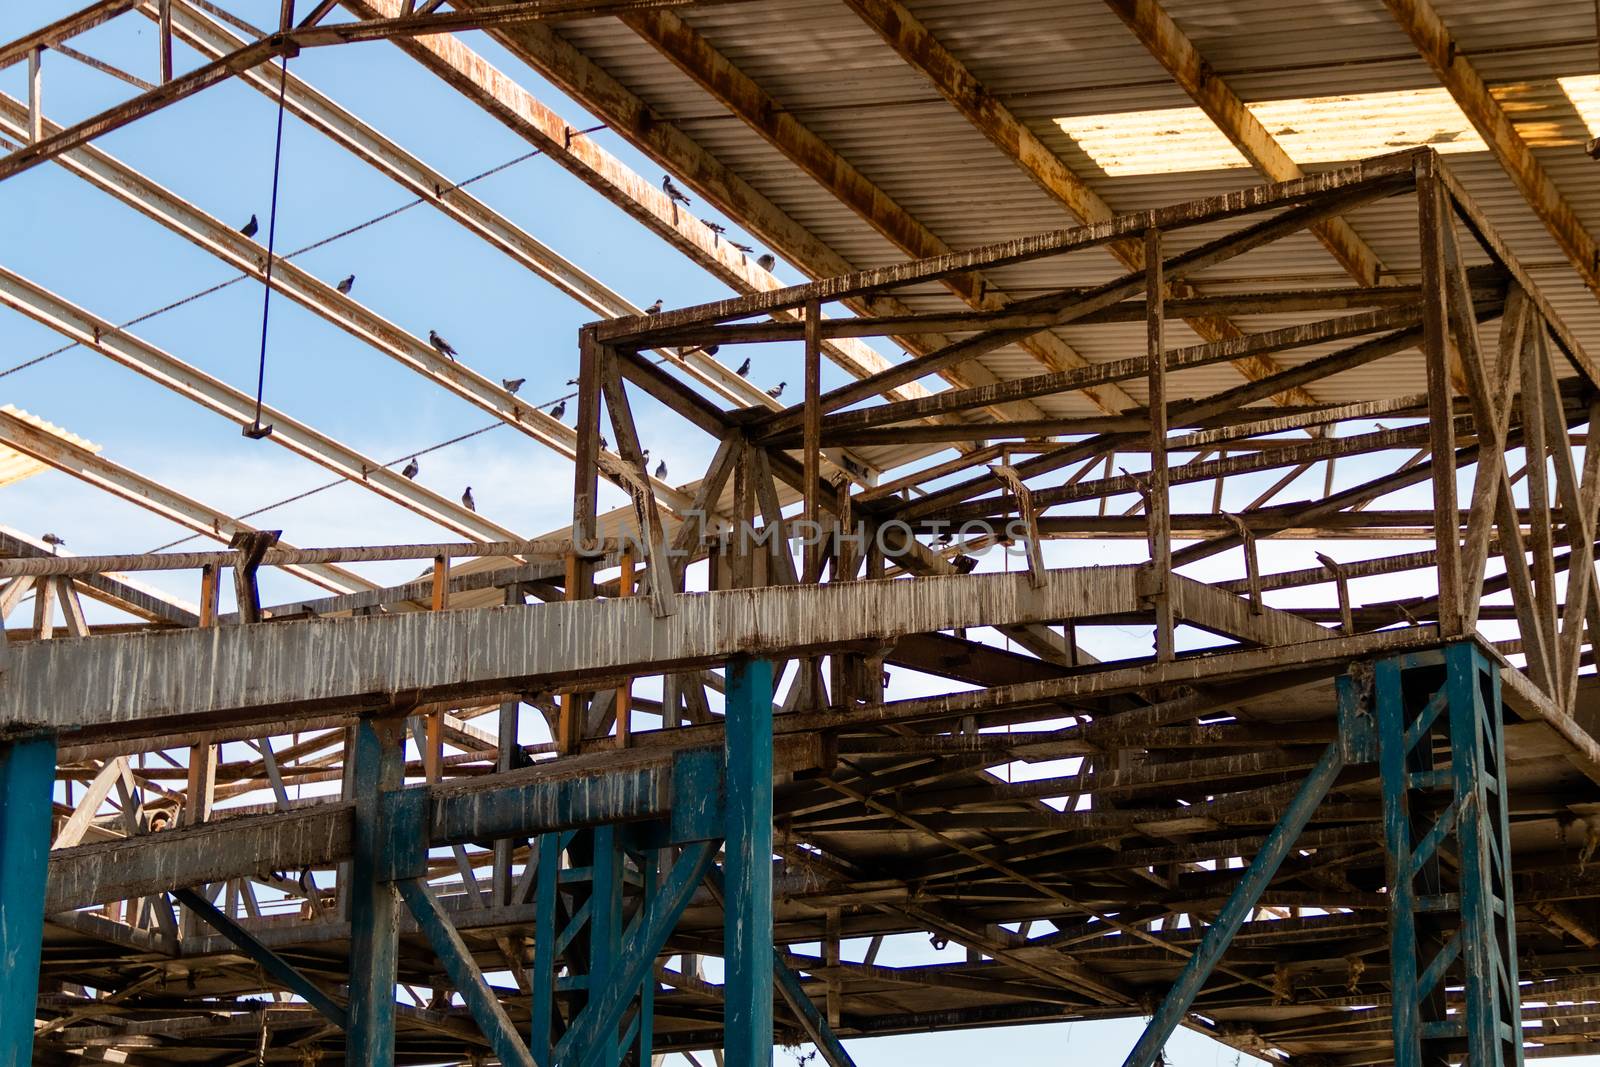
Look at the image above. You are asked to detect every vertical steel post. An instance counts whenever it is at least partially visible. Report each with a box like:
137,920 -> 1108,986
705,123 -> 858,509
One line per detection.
0,734 -> 55,1067
1380,643 -> 1522,1067
724,656 -> 775,1067
531,832 -> 560,1065
589,825 -> 623,1067
347,716 -> 403,1067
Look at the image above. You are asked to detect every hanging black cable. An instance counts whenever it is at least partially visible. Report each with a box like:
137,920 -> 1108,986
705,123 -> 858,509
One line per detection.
244,54 -> 292,440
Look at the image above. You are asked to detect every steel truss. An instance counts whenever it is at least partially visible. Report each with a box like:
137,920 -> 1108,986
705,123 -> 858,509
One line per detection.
4,150 -> 1600,1066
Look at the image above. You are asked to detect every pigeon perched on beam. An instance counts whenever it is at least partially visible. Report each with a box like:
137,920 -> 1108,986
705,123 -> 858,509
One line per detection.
336,274 -> 355,294
461,486 -> 476,512
756,253 -> 776,271
240,214 -> 258,238
549,400 -> 566,420
736,357 -> 751,377
654,459 -> 668,480
402,457 -> 420,479
429,330 -> 458,360
662,175 -> 691,206
730,241 -> 754,254
41,532 -> 65,553
645,299 -> 662,315
502,377 -> 524,394
766,381 -> 786,398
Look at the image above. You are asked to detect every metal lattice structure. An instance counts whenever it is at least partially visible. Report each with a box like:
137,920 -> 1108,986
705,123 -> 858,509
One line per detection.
6,1 -> 1600,1066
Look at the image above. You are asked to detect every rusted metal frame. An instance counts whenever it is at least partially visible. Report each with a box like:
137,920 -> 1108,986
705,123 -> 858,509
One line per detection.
1382,0 -> 1600,303
0,97 -> 688,515
0,30 -> 292,184
1144,227 -> 1175,661
637,280 -> 1478,346
1168,436 -> 1481,570
1521,313 -> 1562,679
0,537 -> 625,580
819,773 -> 1282,1001
158,0 -> 173,81
395,0 -> 1018,422
0,0 -> 140,71
1221,514 -> 1262,615
819,418 -> 1141,448
1101,0 -> 1385,289
1533,326 -> 1600,711
1441,218 -> 1518,629
601,157 -> 1421,339
48,42 -> 154,92
988,465 -> 1044,589
1178,395 -> 1432,453
944,420 -> 1444,524
667,432 -> 742,573
599,351 -> 678,618
1312,556 -> 1355,635
0,407 -> 367,594
823,0 -> 1299,372
162,1 -> 783,420
803,300 -> 823,582
763,183 -> 1398,438
562,326 -> 603,755
0,268 -> 517,543
771,306 -> 1421,443
1434,175 -> 1595,396
1174,324 -> 1429,433
25,47 -> 42,145
617,9 -> 1133,411
229,530 -> 279,625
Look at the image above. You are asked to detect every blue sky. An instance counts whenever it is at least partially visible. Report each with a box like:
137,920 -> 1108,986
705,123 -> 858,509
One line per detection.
0,3 -> 1586,1064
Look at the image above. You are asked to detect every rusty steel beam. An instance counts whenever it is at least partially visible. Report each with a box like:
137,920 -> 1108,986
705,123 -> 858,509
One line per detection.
841,0 -> 1324,409
0,0 -> 141,71
352,0 -> 1040,422
0,265 -> 518,543
1101,0 -> 1387,289
0,527 -> 199,628
157,0 -> 782,419
1381,0 -> 1600,300
619,9 -> 1137,414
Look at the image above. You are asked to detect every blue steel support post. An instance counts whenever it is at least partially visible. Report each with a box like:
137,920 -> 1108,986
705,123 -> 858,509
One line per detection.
531,832 -> 560,1065
0,734 -> 55,1067
1447,644 -> 1522,1065
636,846 -> 659,1065
589,824 -> 623,1067
724,656 -> 775,1067
347,716 -> 404,1067
1380,643 -> 1522,1067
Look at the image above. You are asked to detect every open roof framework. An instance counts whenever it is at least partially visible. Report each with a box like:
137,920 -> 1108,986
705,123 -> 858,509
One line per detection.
6,1 -> 1600,1064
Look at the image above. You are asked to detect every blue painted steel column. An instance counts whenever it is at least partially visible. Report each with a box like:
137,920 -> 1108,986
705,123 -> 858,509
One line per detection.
724,657 -> 775,1067
1445,643 -> 1522,1066
531,832 -> 560,1066
0,734 -> 55,1067
1376,656 -> 1424,1067
589,825 -> 624,1067
347,716 -> 404,1067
